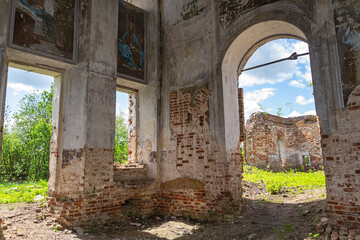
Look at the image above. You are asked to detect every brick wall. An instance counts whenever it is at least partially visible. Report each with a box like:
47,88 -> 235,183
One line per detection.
245,113 -> 323,171
48,146 -> 158,227
238,88 -> 245,142
48,87 -> 243,226
113,162 -> 148,181
165,88 -> 243,219
324,86 -> 360,228
128,93 -> 137,163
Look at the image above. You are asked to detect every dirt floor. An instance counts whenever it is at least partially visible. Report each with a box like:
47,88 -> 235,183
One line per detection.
0,181 -> 326,240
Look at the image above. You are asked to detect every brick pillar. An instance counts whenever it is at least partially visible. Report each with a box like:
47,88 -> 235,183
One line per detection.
0,48 -> 7,165
128,93 -> 137,163
238,88 -> 245,142
48,0 -> 118,226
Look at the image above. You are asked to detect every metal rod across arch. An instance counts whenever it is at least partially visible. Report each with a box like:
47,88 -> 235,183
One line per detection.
241,52 -> 309,72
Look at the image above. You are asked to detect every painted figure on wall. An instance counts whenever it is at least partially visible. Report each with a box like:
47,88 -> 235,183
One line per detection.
118,24 -> 144,70
117,2 -> 146,82
12,0 -> 75,60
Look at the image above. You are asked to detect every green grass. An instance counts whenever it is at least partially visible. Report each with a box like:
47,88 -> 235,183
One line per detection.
0,180 -> 48,203
243,165 -> 326,194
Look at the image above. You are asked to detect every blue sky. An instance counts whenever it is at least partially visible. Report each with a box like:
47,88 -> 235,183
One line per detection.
5,38 -> 313,124
5,67 -> 129,124
239,39 -> 316,120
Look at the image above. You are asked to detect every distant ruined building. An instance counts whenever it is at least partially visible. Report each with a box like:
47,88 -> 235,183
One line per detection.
245,112 -> 323,171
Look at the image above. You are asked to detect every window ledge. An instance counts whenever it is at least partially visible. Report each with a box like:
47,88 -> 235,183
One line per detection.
114,162 -> 148,182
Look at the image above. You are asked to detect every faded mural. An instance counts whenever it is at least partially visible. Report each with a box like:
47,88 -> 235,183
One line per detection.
117,1 -> 146,82
335,0 -> 360,104
11,0 -> 76,61
218,0 -> 310,30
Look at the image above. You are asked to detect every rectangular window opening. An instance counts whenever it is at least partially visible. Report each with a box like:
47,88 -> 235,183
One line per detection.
302,155 -> 310,167
1,64 -> 60,182
114,87 -> 137,165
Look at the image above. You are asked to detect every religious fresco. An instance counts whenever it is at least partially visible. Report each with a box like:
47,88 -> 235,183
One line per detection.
334,0 -> 360,104
10,0 -> 76,62
117,1 -> 146,83
218,0 -> 310,30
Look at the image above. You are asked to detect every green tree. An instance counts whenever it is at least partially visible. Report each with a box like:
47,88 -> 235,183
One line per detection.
114,113 -> 128,164
1,87 -> 53,181
276,107 -> 283,116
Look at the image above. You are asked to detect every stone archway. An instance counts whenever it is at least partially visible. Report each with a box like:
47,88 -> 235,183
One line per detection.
215,2 -> 345,227
214,2 -> 344,155
221,20 -> 309,154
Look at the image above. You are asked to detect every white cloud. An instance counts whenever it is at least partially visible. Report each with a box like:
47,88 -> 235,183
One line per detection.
244,88 -> 276,118
116,103 -> 129,119
303,66 -> 312,83
296,95 -> 314,105
239,40 -> 298,87
285,110 -> 317,118
289,80 -> 306,88
239,39 -> 311,87
7,83 -> 35,95
291,41 -> 310,64
303,110 -> 316,115
295,66 -> 312,83
286,111 -> 301,117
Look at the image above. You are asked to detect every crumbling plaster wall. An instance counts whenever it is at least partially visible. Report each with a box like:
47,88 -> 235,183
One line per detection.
124,0 -> 161,180
245,112 -> 323,171
0,0 -> 359,229
47,0 -> 161,226
335,0 -> 360,104
0,0 -> 160,226
158,0 -> 243,219
324,0 -> 360,228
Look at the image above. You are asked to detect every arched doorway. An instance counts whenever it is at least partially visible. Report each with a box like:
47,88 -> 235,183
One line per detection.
215,4 -> 344,226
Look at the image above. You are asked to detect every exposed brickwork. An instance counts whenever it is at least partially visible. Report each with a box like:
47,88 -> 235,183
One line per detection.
48,88 -> 243,226
48,146 -> 158,226
113,162 -> 148,182
238,88 -> 245,142
167,88 -> 243,219
35,0 -> 360,231
128,93 -> 137,163
324,86 -> 360,228
245,112 -> 322,171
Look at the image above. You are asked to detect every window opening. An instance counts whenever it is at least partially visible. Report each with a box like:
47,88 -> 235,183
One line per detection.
114,88 -> 137,165
240,38 -> 323,172
1,66 -> 54,182
303,155 -> 310,167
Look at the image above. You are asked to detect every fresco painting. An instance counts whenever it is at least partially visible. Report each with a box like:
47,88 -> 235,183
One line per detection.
12,0 -> 75,61
117,1 -> 146,82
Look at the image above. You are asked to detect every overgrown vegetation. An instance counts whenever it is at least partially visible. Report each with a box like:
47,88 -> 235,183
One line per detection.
0,180 -> 47,203
0,87 -> 129,182
114,113 -> 129,164
243,164 -> 326,194
1,88 -> 53,182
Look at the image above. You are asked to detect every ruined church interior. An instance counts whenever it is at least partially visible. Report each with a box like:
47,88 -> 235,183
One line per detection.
0,0 -> 360,239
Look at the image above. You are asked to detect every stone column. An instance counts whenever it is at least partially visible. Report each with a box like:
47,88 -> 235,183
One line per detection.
48,0 -> 118,225
0,0 -> 11,164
